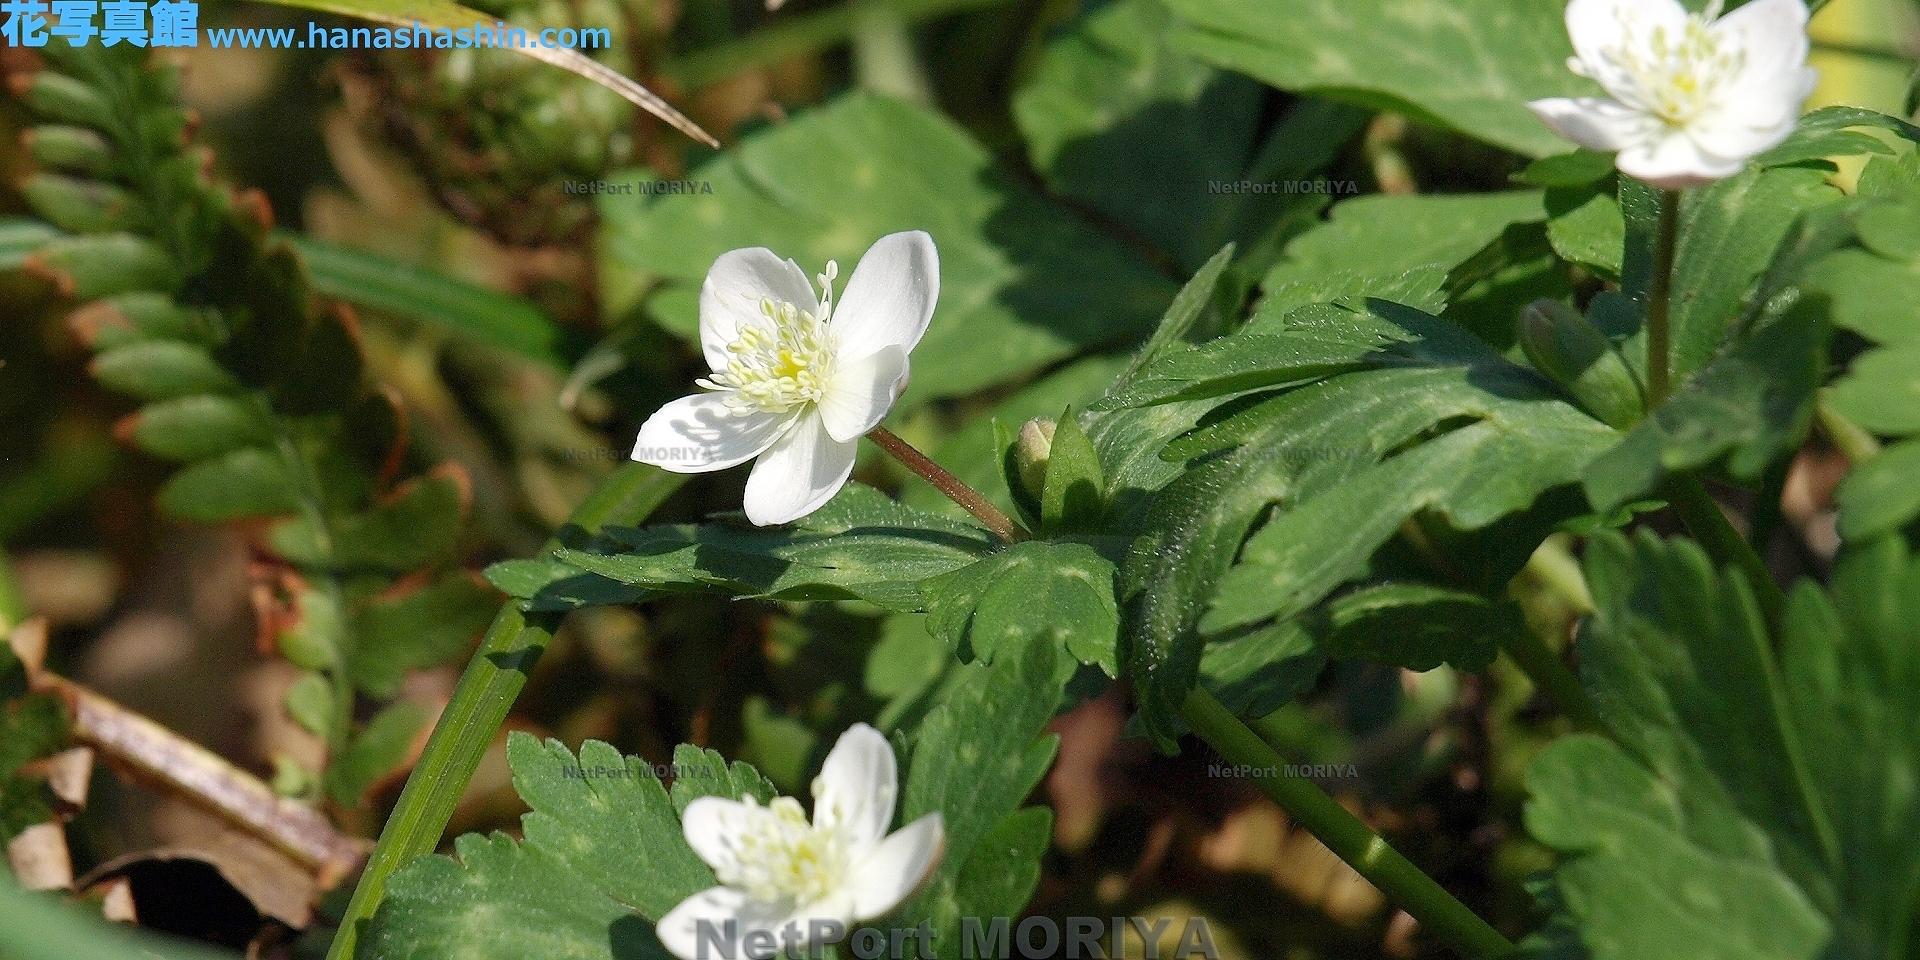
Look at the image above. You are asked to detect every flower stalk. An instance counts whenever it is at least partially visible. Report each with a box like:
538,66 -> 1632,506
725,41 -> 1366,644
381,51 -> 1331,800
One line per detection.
869,427 -> 1028,543
1179,689 -> 1513,959
1646,188 -> 1682,406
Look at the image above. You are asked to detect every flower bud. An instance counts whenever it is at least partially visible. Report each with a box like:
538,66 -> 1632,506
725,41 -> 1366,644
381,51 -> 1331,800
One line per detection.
1013,418 -> 1056,503
1519,299 -> 1644,430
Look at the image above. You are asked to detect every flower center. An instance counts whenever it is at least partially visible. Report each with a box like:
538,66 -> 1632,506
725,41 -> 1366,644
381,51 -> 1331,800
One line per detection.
1600,0 -> 1745,126
712,797 -> 850,906
702,263 -> 841,415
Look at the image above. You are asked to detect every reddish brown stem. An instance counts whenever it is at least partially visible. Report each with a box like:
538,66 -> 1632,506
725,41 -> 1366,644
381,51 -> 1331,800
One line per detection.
868,427 -> 1027,543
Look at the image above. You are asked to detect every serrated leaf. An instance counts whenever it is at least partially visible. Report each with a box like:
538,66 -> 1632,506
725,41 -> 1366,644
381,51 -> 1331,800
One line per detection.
351,575 -> 498,698
603,93 -> 1175,402
157,447 -> 301,523
511,736 -> 718,920
1826,343 -> 1920,435
1260,191 -> 1549,299
666,744 -> 777,816
1525,530 -> 1920,959
921,541 -> 1120,678
365,832 -> 674,960
273,474 -> 467,573
1162,0 -> 1587,157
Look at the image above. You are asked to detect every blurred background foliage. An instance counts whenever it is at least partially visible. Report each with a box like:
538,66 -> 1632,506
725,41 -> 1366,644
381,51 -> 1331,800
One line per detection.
0,0 -> 1915,956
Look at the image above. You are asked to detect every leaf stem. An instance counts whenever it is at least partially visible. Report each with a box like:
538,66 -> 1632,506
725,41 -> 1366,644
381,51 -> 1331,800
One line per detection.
1497,628 -> 1606,736
324,463 -> 688,960
1645,188 -> 1682,406
868,427 -> 1028,543
1180,688 -> 1513,958
1663,473 -> 1785,629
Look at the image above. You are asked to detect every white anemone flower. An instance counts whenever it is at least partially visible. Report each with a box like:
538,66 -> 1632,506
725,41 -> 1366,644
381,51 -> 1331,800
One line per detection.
656,723 -> 945,960
631,231 -> 939,525
1527,0 -> 1818,188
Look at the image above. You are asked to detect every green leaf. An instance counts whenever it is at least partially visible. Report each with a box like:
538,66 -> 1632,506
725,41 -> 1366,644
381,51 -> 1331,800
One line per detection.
273,473 -> 467,573
0,873 -> 238,960
1012,0 -> 1358,273
512,736 -> 719,920
90,341 -> 237,401
1835,438 -> 1920,541
126,394 -> 272,462
1309,582 -> 1514,672
283,233 -> 574,371
1259,192 -> 1550,301
902,633 -> 1061,960
920,540 -> 1120,678
1,694 -> 69,841
1545,183 -> 1625,280
666,744 -> 777,815
365,832 -> 674,960
352,574 -> 498,698
602,93 -> 1177,402
1827,343 -> 1920,435
0,217 -> 60,272
1582,304 -> 1822,513
1038,412 -> 1105,535
156,447 -> 301,523
1161,0 -> 1588,157
544,484 -> 995,612
1525,530 -> 1920,959
285,672 -> 333,739
326,701 -> 430,807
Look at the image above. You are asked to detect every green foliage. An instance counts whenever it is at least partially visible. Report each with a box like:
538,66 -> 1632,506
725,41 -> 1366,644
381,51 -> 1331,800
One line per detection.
15,42 -> 483,797
599,92 -> 1178,402
1524,531 -> 1920,959
920,540 -> 1119,678
489,484 -> 995,612
1011,0 -> 1364,274
1161,0 -> 1588,157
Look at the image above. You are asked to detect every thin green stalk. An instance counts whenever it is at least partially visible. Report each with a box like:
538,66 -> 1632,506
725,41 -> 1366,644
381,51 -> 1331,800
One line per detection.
1645,188 -> 1681,406
851,2 -> 934,106
1663,473 -> 1785,629
657,0 -> 1013,91
326,463 -> 688,960
869,427 -> 1027,542
1497,629 -> 1606,736
0,548 -> 25,635
1180,689 -> 1514,959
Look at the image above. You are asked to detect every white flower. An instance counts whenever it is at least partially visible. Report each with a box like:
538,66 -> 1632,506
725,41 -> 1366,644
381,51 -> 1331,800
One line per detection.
632,231 -> 939,525
1528,0 -> 1818,188
656,724 -> 945,960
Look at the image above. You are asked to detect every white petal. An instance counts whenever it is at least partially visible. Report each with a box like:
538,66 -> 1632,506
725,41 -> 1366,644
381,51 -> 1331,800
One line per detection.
741,413 -> 857,526
1714,0 -> 1810,79
845,814 -> 945,921
681,796 -> 785,877
633,394 -> 793,473
700,248 -> 821,372
1528,97 -> 1651,152
829,231 -> 939,364
811,723 -> 899,853
1565,0 -> 1686,105
1617,131 -> 1743,188
656,886 -> 792,960
817,346 -> 909,443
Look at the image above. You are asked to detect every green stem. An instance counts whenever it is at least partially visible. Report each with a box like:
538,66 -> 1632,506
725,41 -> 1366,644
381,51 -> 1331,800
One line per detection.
1645,189 -> 1681,406
868,427 -> 1027,543
325,463 -> 688,960
1180,689 -> 1514,958
851,2 -> 934,106
1663,473 -> 1785,629
1497,628 -> 1606,736
0,549 -> 25,635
